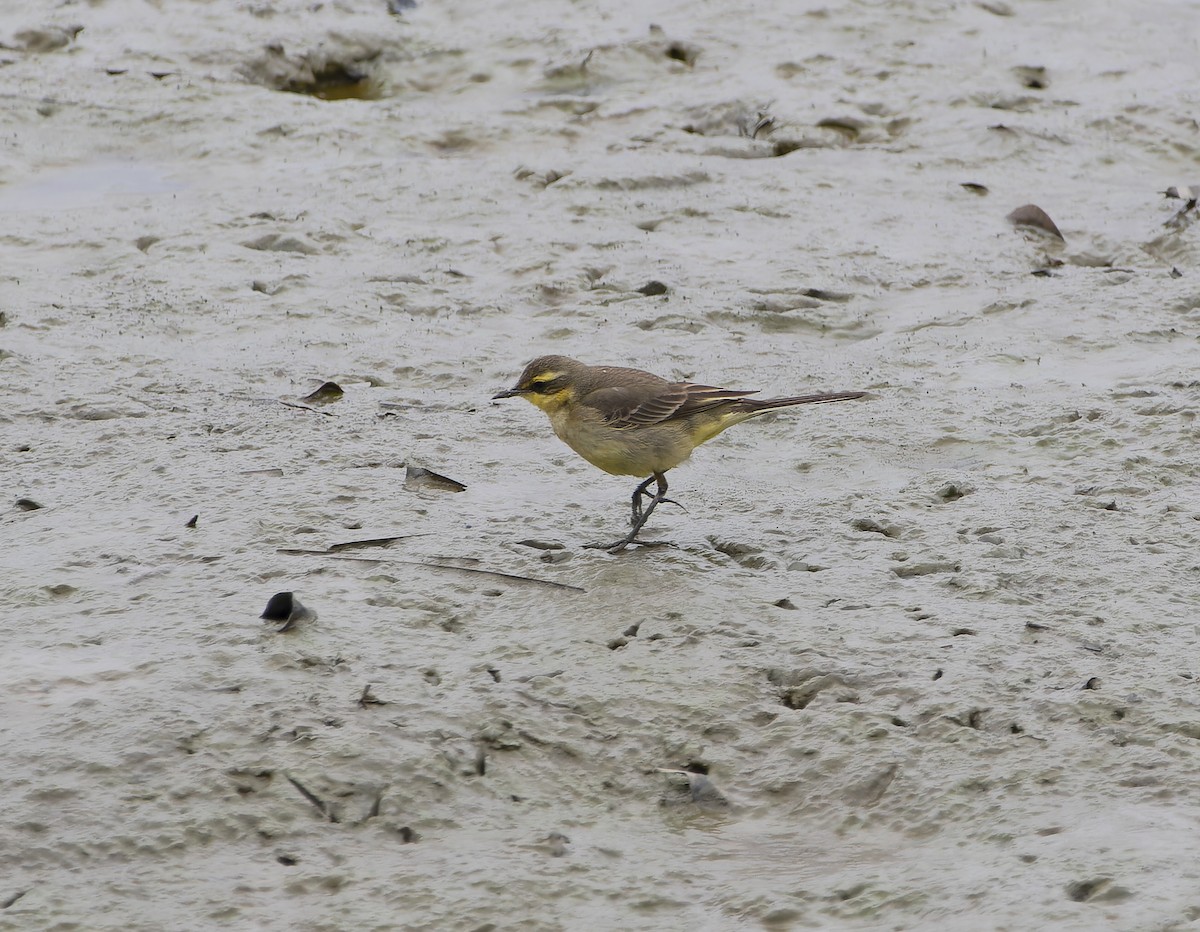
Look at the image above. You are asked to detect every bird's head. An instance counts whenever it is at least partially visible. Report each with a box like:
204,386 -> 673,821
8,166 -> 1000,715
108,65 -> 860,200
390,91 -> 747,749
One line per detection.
493,355 -> 582,413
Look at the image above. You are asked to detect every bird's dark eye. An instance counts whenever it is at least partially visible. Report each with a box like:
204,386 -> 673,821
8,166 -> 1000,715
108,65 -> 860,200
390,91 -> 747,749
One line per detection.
528,379 -> 551,393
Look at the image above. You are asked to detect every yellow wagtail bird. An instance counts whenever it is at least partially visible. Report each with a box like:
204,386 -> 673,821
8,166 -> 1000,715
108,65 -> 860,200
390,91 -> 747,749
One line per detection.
493,355 -> 866,552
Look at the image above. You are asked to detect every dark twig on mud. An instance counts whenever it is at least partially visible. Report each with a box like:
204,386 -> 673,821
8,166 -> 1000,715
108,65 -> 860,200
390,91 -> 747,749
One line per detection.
357,684 -> 388,707
278,400 -> 336,417
285,773 -> 339,823
326,556 -> 586,593
277,534 -> 430,557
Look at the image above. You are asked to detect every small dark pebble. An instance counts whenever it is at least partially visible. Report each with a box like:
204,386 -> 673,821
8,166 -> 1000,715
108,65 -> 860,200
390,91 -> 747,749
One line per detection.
935,482 -> 968,502
261,592 -> 296,622
932,668 -> 944,680
773,598 -> 797,610
357,684 -> 388,707
15,498 -> 42,511
637,280 -> 668,296
185,514 -> 198,528
260,592 -> 315,632
1007,203 -> 1064,241
515,539 -> 565,551
665,42 -> 698,65
301,381 -> 344,405
276,855 -> 298,866
1013,65 -> 1048,89
657,765 -> 729,808
1083,677 -> 1101,690
803,288 -> 853,303
850,517 -> 901,537
961,182 -> 989,195
623,622 -> 641,637
1065,878 -> 1130,903
404,465 -> 467,493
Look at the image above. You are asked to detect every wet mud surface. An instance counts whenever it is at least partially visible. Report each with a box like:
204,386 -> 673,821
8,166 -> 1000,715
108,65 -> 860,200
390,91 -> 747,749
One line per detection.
3,0 -> 1200,928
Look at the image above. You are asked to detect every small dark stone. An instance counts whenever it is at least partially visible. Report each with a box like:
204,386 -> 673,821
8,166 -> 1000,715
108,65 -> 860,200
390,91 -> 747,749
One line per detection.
935,482 -> 968,502
636,280 -> 668,296
1013,65 -> 1048,89
404,465 -> 467,493
1007,203 -> 1064,241
260,592 -> 315,631
260,592 -> 295,622
665,42 -> 698,65
515,539 -> 565,551
851,517 -> 901,538
357,684 -> 388,707
301,381 -> 344,405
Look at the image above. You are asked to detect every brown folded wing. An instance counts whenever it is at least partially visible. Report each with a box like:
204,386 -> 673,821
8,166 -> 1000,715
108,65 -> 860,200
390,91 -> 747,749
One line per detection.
583,382 -> 758,429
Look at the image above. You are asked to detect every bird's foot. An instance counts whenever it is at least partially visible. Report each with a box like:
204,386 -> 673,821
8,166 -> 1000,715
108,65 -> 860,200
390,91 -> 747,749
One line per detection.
584,537 -> 673,554
631,496 -> 684,526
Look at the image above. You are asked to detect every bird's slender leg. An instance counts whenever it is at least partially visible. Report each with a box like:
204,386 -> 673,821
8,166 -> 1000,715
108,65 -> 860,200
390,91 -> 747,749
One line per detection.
586,472 -> 675,553
629,474 -> 658,525
630,475 -> 684,526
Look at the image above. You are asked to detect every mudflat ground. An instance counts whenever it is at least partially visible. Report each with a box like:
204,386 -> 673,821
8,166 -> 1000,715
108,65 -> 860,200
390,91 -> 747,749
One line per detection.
3,0 -> 1200,928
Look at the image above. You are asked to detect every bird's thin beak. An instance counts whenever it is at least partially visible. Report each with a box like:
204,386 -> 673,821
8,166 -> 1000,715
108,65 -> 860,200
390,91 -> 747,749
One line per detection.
492,387 -> 525,400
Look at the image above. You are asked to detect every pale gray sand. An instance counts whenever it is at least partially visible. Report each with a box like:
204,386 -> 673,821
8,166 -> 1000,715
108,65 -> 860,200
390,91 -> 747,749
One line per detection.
3,0 -> 1200,928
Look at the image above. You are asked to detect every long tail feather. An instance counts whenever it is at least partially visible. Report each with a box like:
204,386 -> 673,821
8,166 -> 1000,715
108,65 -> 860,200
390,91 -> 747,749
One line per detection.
741,390 -> 866,411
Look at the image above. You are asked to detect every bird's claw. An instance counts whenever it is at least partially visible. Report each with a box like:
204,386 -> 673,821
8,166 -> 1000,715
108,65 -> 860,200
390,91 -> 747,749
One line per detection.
631,496 -> 683,525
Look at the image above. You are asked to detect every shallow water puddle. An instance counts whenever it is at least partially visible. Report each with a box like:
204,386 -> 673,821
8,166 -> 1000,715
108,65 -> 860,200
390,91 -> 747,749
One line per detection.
0,159 -> 183,212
